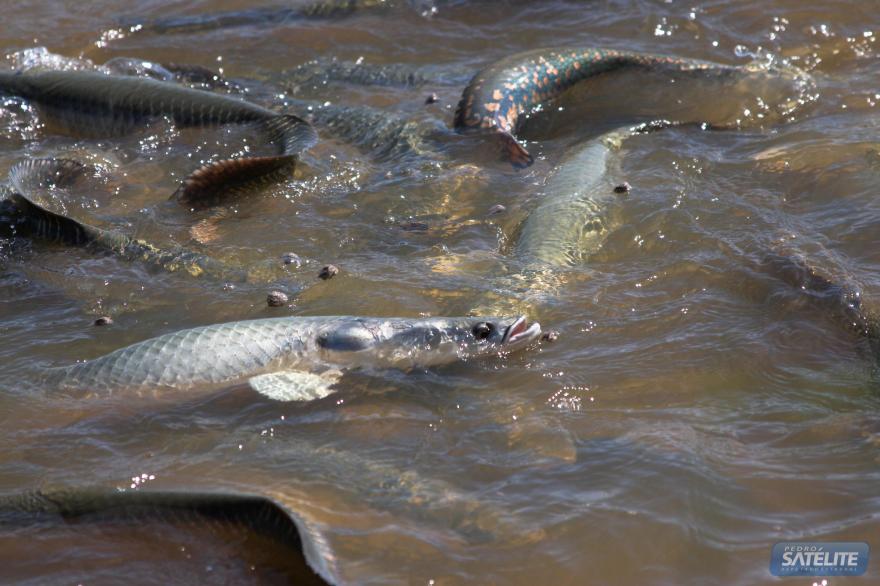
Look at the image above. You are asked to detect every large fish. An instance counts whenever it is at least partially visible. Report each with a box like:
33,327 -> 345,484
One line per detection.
43,315 -> 542,400
0,487 -> 336,585
0,70 -> 317,204
454,47 -> 745,167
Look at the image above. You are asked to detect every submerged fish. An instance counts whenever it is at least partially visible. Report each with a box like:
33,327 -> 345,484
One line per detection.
43,315 -> 542,400
0,487 -> 336,585
0,70 -> 317,203
762,253 -> 880,343
1,158 -> 249,281
126,0 -> 435,35
454,47 -> 745,167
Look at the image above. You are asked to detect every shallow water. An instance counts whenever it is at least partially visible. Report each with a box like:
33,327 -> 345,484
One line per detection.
1,0 -> 879,584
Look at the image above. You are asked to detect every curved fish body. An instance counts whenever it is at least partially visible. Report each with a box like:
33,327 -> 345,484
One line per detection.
0,488 -> 335,585
0,70 -> 317,203
1,159 -> 247,281
454,47 -> 737,167
44,315 -> 542,400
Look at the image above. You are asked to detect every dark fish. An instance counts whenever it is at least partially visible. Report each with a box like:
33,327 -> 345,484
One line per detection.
0,487 -> 335,585
0,70 -> 317,204
3,158 -> 247,280
285,57 -> 428,90
127,0 -> 417,35
762,253 -> 880,342
454,47 -> 740,167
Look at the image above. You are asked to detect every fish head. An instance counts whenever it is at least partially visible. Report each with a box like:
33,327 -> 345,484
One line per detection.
315,316 -> 542,370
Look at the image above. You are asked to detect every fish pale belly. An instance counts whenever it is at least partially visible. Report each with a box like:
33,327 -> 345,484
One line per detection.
47,319 -> 309,396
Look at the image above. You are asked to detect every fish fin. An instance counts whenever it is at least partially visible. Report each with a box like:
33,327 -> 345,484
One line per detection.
174,154 -> 297,207
7,192 -> 116,247
498,132 -> 533,169
261,114 -> 318,155
248,370 -> 341,402
8,158 -> 92,195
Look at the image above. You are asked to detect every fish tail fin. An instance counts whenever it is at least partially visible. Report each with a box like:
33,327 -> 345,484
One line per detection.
261,113 -> 319,156
7,192 -> 107,247
6,157 -> 118,247
499,132 -> 534,169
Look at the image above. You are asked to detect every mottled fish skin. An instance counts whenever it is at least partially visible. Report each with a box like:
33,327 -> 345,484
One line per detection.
454,47 -> 737,167
2,159 -> 247,281
0,488 -> 335,585
0,70 -> 317,203
44,315 -> 541,396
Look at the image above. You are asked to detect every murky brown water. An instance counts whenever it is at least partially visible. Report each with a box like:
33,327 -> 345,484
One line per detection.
1,0 -> 879,584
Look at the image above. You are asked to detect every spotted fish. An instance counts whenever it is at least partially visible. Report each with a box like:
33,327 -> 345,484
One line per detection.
0,70 -> 317,203
454,47 -> 740,167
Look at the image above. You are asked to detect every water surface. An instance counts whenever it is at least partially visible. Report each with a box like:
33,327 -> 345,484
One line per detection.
1,1 -> 879,584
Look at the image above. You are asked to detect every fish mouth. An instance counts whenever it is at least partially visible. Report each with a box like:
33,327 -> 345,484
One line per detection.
502,316 -> 542,347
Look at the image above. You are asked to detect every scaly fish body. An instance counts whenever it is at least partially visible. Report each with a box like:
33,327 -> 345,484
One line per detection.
0,70 -> 317,202
454,47 -> 736,166
45,315 -> 541,398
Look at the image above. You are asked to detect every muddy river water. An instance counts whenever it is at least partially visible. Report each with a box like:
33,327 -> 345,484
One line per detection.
0,0 -> 878,584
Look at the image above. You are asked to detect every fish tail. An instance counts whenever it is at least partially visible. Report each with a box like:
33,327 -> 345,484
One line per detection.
261,113 -> 319,156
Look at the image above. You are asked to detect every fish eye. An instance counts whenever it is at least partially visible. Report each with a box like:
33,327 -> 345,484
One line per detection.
472,322 -> 495,340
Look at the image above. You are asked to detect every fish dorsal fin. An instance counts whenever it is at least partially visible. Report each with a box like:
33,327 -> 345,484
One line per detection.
248,370 -> 341,402
175,114 -> 317,206
174,154 -> 298,206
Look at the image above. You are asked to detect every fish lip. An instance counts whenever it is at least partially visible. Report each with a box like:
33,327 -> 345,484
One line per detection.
502,316 -> 542,346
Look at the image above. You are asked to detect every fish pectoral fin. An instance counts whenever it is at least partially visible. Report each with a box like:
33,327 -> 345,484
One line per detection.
248,370 -> 341,402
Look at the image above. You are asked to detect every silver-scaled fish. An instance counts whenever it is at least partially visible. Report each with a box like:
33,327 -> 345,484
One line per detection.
44,315 -> 542,400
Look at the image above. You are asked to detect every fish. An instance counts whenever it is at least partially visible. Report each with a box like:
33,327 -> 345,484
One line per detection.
454,47 -> 742,167
284,57 -> 429,89
43,315 -> 542,400
126,0 -> 430,35
0,70 -> 317,204
0,487 -> 336,585
1,158 -> 249,281
762,252 -> 880,343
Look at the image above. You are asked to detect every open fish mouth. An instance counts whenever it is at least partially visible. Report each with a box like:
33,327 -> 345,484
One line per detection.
502,316 -> 542,347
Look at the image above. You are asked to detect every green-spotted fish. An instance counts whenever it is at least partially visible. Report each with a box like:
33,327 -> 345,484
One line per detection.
454,47 -> 740,167
43,315 -> 542,400
0,70 -> 317,203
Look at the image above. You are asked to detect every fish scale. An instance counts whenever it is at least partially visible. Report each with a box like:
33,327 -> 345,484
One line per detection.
0,70 -> 317,203
454,47 -> 739,166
